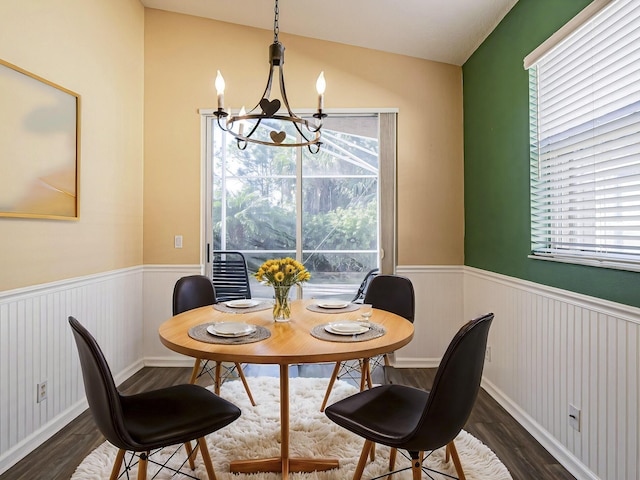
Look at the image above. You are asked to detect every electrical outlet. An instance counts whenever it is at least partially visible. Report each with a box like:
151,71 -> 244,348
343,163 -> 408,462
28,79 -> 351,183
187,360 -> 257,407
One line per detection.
485,346 -> 491,362
37,381 -> 47,403
174,235 -> 183,249
569,404 -> 581,432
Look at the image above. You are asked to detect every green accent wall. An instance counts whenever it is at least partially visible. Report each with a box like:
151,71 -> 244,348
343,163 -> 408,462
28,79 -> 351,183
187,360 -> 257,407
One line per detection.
463,0 -> 640,308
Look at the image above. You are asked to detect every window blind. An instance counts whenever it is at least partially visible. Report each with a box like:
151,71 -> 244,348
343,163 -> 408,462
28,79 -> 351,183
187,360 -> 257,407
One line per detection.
523,0 -> 614,69
529,0 -> 640,267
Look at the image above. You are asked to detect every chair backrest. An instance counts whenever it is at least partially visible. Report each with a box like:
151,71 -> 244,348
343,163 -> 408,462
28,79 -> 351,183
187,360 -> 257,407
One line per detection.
408,313 -> 494,452
68,316 -> 136,451
173,275 -> 216,315
363,274 -> 415,322
211,251 -> 252,302
352,268 -> 379,303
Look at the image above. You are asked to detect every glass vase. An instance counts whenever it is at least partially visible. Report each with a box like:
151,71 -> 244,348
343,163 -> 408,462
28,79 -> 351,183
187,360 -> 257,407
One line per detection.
273,285 -> 292,322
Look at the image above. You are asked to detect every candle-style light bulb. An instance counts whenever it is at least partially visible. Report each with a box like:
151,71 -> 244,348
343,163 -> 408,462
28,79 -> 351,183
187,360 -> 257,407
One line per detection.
215,70 -> 225,109
316,71 -> 326,111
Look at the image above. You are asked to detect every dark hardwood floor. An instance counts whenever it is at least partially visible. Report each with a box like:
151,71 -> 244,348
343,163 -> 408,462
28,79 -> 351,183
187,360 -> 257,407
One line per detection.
1,366 -> 575,480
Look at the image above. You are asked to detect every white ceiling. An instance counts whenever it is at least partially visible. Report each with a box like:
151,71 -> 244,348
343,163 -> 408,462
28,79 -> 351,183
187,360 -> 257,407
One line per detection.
139,0 -> 518,66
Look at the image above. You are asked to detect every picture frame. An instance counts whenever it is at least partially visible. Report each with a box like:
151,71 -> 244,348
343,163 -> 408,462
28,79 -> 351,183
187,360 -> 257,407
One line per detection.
0,59 -> 81,220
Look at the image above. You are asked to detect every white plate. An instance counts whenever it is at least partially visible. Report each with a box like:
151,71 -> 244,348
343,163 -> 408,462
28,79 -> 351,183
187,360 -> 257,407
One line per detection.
325,322 -> 369,335
207,322 -> 256,337
316,300 -> 350,309
225,299 -> 260,308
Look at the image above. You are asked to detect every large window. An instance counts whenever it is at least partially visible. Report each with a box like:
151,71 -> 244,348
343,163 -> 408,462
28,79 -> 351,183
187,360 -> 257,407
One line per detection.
526,0 -> 640,271
202,111 -> 397,298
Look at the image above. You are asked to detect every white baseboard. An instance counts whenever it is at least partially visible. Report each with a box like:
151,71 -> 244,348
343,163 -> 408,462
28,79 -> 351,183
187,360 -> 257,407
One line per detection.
0,400 -> 89,475
0,359 -> 143,475
144,356 -> 195,368
481,377 -> 600,480
114,360 -> 146,387
391,357 -> 441,369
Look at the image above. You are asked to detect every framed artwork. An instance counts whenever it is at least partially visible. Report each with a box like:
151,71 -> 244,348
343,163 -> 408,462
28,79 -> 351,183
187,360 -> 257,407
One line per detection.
0,59 -> 80,220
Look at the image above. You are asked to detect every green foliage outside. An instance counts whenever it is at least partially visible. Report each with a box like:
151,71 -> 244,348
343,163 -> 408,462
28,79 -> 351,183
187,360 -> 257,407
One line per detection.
212,120 -> 379,286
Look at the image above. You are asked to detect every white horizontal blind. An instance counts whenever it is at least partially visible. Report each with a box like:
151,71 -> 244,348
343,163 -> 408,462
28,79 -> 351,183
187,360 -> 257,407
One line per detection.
523,0 -> 614,69
529,0 -> 640,267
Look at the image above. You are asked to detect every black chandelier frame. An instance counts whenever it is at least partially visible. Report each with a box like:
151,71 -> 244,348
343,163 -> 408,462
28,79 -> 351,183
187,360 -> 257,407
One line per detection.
213,0 -> 326,153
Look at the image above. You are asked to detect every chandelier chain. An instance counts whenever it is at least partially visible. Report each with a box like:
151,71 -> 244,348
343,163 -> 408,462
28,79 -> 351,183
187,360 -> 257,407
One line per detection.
273,0 -> 279,43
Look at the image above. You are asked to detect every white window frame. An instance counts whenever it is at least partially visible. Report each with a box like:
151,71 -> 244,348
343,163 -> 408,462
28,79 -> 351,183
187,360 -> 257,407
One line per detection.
525,0 -> 640,272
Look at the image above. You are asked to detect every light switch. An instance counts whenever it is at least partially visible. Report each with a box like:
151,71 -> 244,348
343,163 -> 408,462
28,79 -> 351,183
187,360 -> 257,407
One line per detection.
174,235 -> 183,249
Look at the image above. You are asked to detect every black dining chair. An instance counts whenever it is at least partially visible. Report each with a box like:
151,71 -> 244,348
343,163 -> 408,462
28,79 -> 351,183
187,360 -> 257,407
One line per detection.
211,250 -> 252,302
69,316 -> 241,480
320,274 -> 415,412
325,312 -> 494,480
173,275 -> 256,406
351,268 -> 379,303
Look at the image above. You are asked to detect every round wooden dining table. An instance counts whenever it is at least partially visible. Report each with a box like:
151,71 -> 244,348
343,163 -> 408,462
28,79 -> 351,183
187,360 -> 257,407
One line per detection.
158,299 -> 414,479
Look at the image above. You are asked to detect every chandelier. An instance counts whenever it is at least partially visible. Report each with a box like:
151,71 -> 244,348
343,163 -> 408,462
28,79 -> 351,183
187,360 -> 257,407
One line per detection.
213,0 -> 327,153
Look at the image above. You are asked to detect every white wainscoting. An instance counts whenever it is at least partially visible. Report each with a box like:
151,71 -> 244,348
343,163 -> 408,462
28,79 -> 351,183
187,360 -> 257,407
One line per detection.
465,267 -> 640,480
142,265 -> 202,366
0,267 -> 144,475
3,263 -> 637,480
394,266 -> 465,367
141,265 -> 467,368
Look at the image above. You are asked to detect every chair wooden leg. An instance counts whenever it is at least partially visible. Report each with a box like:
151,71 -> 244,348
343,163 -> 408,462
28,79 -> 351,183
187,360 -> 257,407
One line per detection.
388,447 -> 397,473
411,456 -> 422,480
198,436 -> 218,480
235,363 -> 256,406
184,441 -> 196,470
447,441 -> 466,480
353,440 -> 374,480
137,452 -> 148,480
365,359 -> 373,389
320,362 -> 341,412
109,449 -> 126,480
189,359 -> 201,384
370,442 -> 376,461
359,359 -> 367,391
214,362 -> 222,395
383,353 -> 391,367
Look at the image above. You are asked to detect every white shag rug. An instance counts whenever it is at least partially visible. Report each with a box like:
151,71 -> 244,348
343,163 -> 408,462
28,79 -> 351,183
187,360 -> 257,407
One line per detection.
72,377 -> 512,480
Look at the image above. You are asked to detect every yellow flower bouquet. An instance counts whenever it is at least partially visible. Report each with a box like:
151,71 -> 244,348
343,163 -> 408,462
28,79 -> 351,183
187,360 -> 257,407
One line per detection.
254,258 -> 311,321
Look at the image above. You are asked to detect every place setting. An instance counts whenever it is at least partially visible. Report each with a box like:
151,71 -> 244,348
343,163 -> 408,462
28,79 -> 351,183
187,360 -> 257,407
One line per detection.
188,320 -> 271,344
311,304 -> 385,342
324,321 -> 371,336
213,298 -> 272,313
311,321 -> 385,342
306,298 -> 361,313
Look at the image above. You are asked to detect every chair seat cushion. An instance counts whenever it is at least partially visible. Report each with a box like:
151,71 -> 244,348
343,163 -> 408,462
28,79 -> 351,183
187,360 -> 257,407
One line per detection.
121,384 -> 241,450
325,384 -> 428,448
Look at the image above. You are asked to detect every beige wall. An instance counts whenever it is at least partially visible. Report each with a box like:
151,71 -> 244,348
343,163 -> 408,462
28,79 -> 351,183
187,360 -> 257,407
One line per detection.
0,5 -> 462,292
0,0 -> 145,291
144,9 -> 464,266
